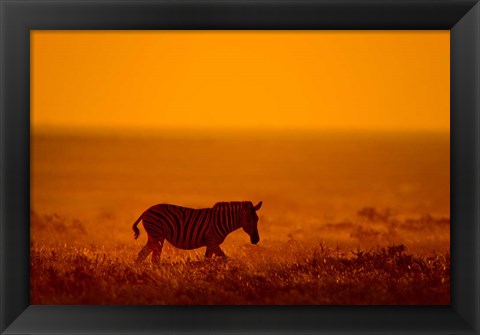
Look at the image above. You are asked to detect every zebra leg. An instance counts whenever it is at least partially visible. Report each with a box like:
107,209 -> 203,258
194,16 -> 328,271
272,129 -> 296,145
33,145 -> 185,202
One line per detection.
135,243 -> 152,264
214,247 -> 227,259
150,239 -> 164,267
205,245 -> 227,259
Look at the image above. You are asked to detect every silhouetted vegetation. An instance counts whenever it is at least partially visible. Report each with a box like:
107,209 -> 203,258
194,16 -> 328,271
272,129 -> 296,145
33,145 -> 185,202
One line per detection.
31,241 -> 449,305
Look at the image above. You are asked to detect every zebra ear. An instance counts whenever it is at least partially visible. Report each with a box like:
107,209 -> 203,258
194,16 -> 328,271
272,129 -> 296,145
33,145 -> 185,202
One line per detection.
253,201 -> 262,211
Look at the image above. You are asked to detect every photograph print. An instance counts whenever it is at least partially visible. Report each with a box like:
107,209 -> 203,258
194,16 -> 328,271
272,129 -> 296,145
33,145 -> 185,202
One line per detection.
30,30 -> 450,305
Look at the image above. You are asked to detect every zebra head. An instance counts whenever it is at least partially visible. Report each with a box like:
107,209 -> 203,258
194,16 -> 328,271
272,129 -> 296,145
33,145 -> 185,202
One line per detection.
242,201 -> 262,244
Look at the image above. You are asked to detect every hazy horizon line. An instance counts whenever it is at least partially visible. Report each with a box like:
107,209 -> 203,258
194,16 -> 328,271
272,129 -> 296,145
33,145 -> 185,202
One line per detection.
31,125 -> 450,137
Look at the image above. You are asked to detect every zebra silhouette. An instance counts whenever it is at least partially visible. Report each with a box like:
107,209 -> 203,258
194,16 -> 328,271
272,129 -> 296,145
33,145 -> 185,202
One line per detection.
132,201 -> 262,265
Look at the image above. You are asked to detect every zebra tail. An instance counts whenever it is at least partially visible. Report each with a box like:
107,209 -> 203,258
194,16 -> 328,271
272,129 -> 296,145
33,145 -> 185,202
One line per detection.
132,214 -> 143,239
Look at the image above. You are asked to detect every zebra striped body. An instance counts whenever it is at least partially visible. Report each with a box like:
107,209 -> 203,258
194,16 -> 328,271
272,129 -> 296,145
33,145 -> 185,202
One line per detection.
133,201 -> 262,265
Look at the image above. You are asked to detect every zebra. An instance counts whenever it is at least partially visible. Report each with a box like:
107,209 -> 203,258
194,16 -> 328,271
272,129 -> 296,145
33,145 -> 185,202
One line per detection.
132,201 -> 262,265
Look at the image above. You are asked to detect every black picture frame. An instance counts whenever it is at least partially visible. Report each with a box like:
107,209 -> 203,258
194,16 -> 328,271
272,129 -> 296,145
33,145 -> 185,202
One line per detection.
1,0 -> 479,334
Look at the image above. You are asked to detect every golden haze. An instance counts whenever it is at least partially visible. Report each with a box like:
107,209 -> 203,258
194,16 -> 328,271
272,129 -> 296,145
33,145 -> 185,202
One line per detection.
31,30 -> 449,133
30,31 -> 450,305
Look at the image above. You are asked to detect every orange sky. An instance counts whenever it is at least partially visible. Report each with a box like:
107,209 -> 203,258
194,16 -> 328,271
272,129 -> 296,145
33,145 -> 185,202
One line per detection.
31,31 -> 449,133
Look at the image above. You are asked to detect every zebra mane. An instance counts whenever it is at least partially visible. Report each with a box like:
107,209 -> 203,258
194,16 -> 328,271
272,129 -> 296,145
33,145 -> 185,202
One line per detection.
213,201 -> 250,209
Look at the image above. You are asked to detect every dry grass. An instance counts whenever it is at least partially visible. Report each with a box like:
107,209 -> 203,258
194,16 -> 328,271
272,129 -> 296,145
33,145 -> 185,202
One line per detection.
30,133 -> 450,305
31,239 -> 449,305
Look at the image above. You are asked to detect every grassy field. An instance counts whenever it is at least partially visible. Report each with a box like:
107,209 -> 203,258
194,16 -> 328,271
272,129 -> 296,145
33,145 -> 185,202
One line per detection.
30,208 -> 450,305
30,240 -> 449,305
31,132 -> 450,305
31,241 -> 449,305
